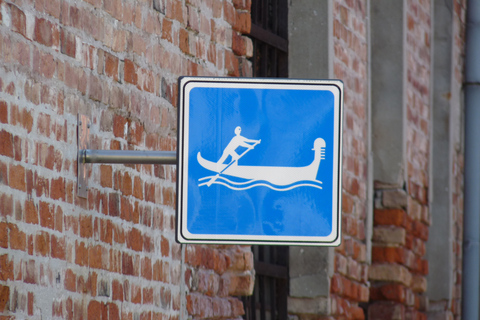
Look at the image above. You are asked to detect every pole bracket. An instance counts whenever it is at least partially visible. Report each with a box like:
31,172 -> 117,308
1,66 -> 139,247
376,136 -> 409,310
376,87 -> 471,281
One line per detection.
77,114 -> 177,198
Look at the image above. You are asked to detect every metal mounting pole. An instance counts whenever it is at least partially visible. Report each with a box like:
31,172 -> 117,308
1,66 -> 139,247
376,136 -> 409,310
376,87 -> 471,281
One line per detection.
81,149 -> 176,164
77,114 -> 177,198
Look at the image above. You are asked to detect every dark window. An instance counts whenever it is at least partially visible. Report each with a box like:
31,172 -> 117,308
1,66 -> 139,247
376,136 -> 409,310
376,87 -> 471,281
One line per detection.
243,246 -> 289,320
249,0 -> 288,77
243,1 -> 288,319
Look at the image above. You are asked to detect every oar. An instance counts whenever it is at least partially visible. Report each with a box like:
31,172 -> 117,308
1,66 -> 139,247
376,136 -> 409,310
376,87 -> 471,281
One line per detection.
206,140 -> 261,187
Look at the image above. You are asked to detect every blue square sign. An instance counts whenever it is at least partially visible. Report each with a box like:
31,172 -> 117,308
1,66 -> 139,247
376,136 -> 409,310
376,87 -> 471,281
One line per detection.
177,77 -> 343,246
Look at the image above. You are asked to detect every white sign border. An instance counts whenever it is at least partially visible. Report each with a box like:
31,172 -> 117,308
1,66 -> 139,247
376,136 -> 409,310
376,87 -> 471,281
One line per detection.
177,77 -> 344,246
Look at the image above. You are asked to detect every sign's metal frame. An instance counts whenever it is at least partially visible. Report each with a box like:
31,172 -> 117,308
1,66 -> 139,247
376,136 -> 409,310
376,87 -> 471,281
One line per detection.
176,77 -> 344,246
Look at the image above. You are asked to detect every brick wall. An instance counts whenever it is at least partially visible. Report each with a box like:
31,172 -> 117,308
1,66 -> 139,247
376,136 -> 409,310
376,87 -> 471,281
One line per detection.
0,0 -> 254,319
332,1 -> 370,319
369,1 -> 432,319
0,0 -> 468,319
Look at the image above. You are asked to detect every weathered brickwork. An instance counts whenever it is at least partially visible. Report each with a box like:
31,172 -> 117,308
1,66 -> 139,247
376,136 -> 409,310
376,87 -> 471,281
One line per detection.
369,1 -> 432,319
0,0 -> 254,319
369,0 -> 466,320
0,0 -> 468,319
332,1 -> 370,319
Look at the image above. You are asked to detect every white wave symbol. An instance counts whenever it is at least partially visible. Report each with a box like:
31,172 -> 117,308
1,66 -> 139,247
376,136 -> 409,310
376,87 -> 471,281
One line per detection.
198,176 -> 323,191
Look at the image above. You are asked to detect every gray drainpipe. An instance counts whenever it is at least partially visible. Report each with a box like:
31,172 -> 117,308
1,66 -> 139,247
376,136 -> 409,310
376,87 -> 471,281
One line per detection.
462,0 -> 480,319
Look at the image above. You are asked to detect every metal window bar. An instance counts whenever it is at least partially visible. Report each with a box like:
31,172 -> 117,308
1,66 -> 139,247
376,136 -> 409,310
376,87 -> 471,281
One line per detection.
243,246 -> 289,320
249,0 -> 288,78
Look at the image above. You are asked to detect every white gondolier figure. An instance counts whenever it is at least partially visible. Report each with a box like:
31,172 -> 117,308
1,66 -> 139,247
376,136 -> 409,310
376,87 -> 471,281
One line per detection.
217,126 -> 260,165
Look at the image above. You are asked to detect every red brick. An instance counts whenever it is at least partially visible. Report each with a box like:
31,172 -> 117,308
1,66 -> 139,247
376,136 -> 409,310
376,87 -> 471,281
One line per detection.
122,172 -> 132,196
225,50 -> 239,76
87,300 -> 104,320
108,302 -> 120,320
24,199 -> 38,224
34,172 -> 49,198
51,235 -> 66,260
89,244 -> 103,269
370,284 -> 406,303
75,241 -> 88,266
350,306 -> 365,320
143,287 -> 153,304
89,74 -> 103,102
80,215 -> 93,238
27,291 -> 34,316
0,101 -> 7,123
87,272 -> 98,296
179,28 -> 189,54
0,284 -> 10,312
234,10 -> 251,33
24,259 -> 36,284
42,0 -> 61,18
141,257 -> 152,280
163,187 -> 175,207
55,206 -> 63,232
133,176 -> 143,199
113,114 -> 127,138
412,220 -> 429,241
141,69 -> 155,93
0,222 -> 8,248
109,193 -> 120,217
35,231 -> 50,256
372,246 -> 406,264
34,18 -> 59,47
368,301 -> 405,320
51,177 -> 65,200
124,59 -> 137,85
35,143 -> 56,171
10,4 -> 27,38
0,130 -> 13,157
104,0 -> 123,20
99,218 -> 113,245
0,255 -> 13,281
165,0 -> 184,22
39,201 -> 54,229
374,208 -> 408,227
122,252 -> 134,276
119,196 -> 132,222
9,223 -> 26,251
105,52 -> 119,81
223,1 -> 235,26
144,182 -> 155,202
143,234 -> 153,253
37,114 -> 51,140
23,79 -> 40,105
127,228 -> 142,252
109,249 -> 121,273
65,268 -> 76,292
112,279 -> 124,301
232,32 -> 246,56
162,19 -> 173,42
161,236 -> 169,257
13,136 -> 22,161
131,284 -> 141,304
0,162 -> 7,190
113,223 -> 125,244
27,234 -> 34,255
